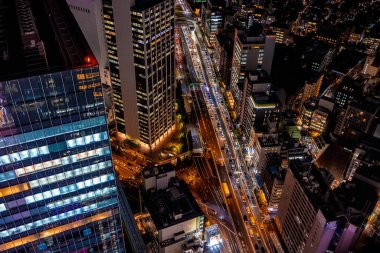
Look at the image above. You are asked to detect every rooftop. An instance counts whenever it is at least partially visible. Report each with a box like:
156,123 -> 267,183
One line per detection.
0,0 -> 97,81
251,92 -> 279,107
142,163 -> 175,179
348,97 -> 380,115
144,179 -> 203,231
236,23 -> 270,44
316,25 -> 344,40
329,49 -> 366,75
271,21 -> 289,30
334,177 -> 379,226
258,134 -> 280,147
290,160 -> 339,220
247,70 -> 271,84
132,0 -> 168,10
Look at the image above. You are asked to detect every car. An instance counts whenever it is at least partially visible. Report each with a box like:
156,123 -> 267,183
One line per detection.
249,229 -> 255,238
243,215 -> 248,222
211,209 -> 217,215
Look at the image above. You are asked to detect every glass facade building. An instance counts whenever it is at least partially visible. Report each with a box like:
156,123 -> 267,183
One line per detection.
0,0 -> 125,252
0,68 -> 125,253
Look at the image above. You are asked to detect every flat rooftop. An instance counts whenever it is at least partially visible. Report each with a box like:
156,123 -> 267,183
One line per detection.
258,134 -> 280,147
247,70 -> 271,84
0,0 -> 96,81
251,92 -> 279,106
144,179 -> 203,231
142,163 -> 175,179
329,49 -> 366,74
236,24 -> 268,44
132,0 -> 168,10
348,97 -> 380,115
290,160 -> 339,220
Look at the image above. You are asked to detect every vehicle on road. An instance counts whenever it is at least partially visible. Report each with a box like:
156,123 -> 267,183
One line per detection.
250,216 -> 256,226
222,182 -> 231,198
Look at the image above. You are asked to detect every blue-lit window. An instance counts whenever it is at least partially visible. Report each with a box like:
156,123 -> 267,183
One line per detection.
24,173 -> 115,205
0,116 -> 106,148
28,160 -> 112,189
0,197 -> 117,239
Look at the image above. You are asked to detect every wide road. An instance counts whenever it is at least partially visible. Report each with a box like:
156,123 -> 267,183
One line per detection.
191,84 -> 254,253
176,5 -> 276,253
175,15 -> 239,252
190,84 -> 241,253
176,1 -> 275,252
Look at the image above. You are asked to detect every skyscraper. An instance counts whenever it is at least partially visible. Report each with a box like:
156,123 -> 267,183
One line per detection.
102,0 -> 175,149
0,0 -> 125,252
130,0 -> 176,148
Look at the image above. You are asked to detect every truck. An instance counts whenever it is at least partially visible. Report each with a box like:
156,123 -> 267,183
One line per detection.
222,182 -> 231,198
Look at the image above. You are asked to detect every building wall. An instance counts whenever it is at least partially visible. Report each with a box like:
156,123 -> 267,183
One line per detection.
277,169 -> 317,253
277,168 -> 337,253
304,211 -> 335,253
269,178 -> 283,211
0,67 -> 125,252
160,217 -> 199,242
230,30 -> 275,107
334,223 -> 359,253
67,0 -> 110,87
111,0 -> 140,138
131,0 -> 176,147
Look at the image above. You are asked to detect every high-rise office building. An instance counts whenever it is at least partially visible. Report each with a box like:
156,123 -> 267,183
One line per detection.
130,0 -> 176,147
0,0 -> 125,252
101,0 -> 175,148
230,25 -> 275,112
309,107 -> 329,134
102,0 -> 140,138
300,74 -> 324,109
276,161 -> 338,253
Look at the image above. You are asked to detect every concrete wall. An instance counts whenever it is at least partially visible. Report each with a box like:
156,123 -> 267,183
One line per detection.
112,0 -> 140,140
66,0 -> 110,86
160,217 -> 198,242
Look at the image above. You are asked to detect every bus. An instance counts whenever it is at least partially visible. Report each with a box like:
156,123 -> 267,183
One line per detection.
222,182 -> 231,198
